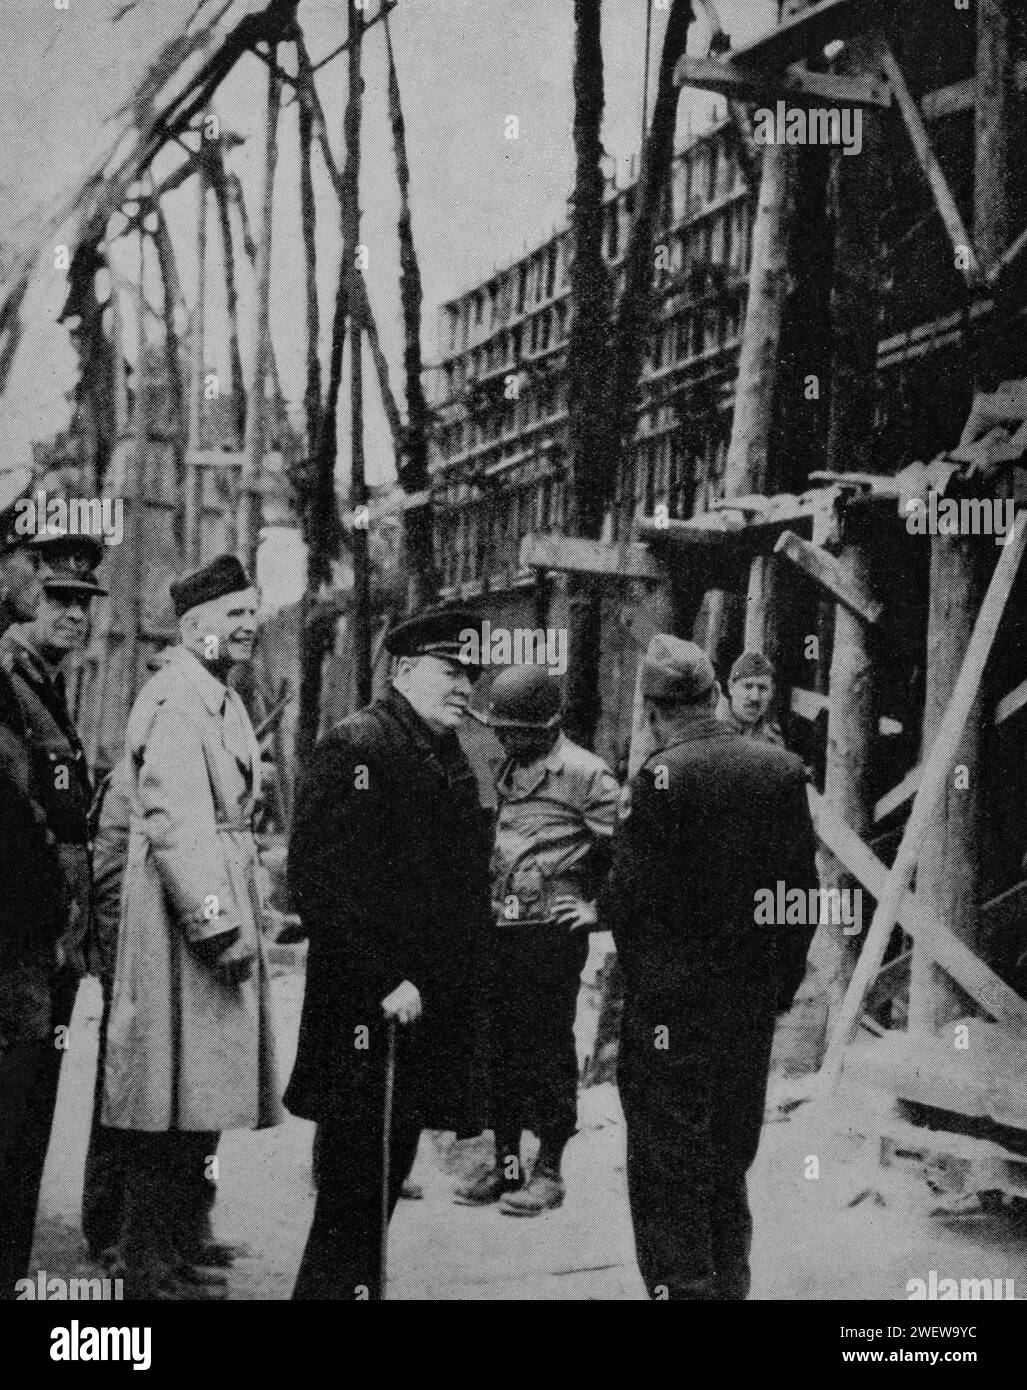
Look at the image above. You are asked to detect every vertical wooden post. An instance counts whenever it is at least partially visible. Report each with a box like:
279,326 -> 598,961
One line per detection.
806,36 -> 885,1062
239,49 -> 281,575
186,159 -> 207,568
703,130 -> 798,667
910,4 -> 1012,1033
129,230 -> 148,697
345,0 -> 372,708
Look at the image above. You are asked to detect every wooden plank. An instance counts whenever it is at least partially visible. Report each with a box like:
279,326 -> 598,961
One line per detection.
341,488 -> 430,529
995,675 -> 1027,726
809,789 -> 1027,1031
520,532 -> 663,581
728,0 -> 890,74
878,41 -> 982,288
874,764 -> 921,822
818,511 -> 1027,1091
774,529 -> 884,627
920,59 -> 1027,123
980,877 -> 1027,941
637,499 -> 816,549
791,686 -> 829,720
674,54 -> 890,107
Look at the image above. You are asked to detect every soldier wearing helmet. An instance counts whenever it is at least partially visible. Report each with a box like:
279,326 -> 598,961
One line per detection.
454,663 -> 619,1216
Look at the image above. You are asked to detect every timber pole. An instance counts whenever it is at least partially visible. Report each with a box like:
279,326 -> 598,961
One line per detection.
186,159 -> 207,567
807,35 -> 885,1063
239,46 -> 282,574
129,230 -> 148,696
699,124 -> 796,672
909,1 -> 1012,1034
344,0 -> 372,708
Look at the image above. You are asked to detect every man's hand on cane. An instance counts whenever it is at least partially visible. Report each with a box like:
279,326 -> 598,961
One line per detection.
382,980 -> 421,1025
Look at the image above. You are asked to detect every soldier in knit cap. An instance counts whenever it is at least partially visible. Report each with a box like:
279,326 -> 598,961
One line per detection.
600,634 -> 817,1300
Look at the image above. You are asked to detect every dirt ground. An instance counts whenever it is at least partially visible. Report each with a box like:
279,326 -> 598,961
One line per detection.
30,966 -> 1027,1301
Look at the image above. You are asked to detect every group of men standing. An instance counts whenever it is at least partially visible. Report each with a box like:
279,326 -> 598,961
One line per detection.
0,465 -> 818,1300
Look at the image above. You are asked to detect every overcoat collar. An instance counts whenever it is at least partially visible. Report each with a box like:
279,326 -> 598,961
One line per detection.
657,714 -> 735,758
379,685 -> 471,789
169,645 -> 258,780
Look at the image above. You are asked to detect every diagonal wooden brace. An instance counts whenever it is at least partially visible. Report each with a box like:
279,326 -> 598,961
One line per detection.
811,789 -> 1027,1032
817,510 -> 1027,1092
775,530 -> 884,628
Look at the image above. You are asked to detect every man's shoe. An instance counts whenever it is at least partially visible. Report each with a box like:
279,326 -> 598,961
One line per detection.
453,1167 -> 519,1206
499,1168 -> 564,1217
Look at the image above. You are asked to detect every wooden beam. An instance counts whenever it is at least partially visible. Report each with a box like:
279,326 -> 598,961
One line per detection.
674,54 -> 890,107
341,488 -> 429,529
774,529 -> 884,626
520,532 -> 663,581
877,40 -> 982,288
729,0 -> 891,73
810,790 -> 1027,1031
637,498 -> 816,550
920,59 -> 1027,124
980,878 -> 1027,942
818,510 -> 1027,1091
995,675 -> 1027,726
874,764 -> 921,822
791,686 -> 829,720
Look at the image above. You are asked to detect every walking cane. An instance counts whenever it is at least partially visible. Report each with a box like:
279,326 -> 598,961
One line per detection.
379,1015 -> 398,1301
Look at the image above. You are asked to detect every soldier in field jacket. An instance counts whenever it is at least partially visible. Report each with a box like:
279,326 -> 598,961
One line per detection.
286,605 -> 493,1300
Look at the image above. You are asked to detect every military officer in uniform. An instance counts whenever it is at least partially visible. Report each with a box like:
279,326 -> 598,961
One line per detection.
0,518 -> 103,1295
600,635 -> 817,1300
454,665 -> 618,1215
286,605 -> 492,1299
717,649 -> 786,748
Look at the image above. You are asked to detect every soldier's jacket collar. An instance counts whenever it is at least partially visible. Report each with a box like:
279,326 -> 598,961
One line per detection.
381,685 -> 473,788
496,732 -> 567,800
650,715 -> 734,761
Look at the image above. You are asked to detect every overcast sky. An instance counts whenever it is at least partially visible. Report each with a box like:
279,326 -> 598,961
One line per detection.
0,0 -> 777,496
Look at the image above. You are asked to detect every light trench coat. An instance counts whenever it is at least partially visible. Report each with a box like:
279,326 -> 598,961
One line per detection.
103,646 -> 283,1132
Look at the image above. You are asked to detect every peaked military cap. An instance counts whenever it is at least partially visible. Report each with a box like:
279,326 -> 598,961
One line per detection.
38,544 -> 108,597
385,604 -> 483,667
170,553 -> 254,619
28,527 -> 104,571
640,634 -> 716,704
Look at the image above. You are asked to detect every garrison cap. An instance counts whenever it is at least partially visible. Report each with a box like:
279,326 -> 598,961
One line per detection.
0,467 -> 33,554
729,649 -> 775,683
385,604 -> 483,668
37,545 -> 108,597
170,553 -> 253,619
640,634 -> 716,704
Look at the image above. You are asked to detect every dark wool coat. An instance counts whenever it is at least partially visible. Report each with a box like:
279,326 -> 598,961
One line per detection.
285,686 -> 493,1128
600,717 -> 819,1169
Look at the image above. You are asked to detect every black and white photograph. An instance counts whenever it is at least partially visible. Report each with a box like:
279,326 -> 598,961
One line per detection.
0,0 -> 1022,1358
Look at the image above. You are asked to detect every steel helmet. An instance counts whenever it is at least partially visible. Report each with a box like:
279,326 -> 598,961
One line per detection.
485,665 -> 563,730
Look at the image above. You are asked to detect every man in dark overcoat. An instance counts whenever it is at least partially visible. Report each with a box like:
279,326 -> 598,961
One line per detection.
286,605 -> 492,1300
600,634 -> 818,1301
